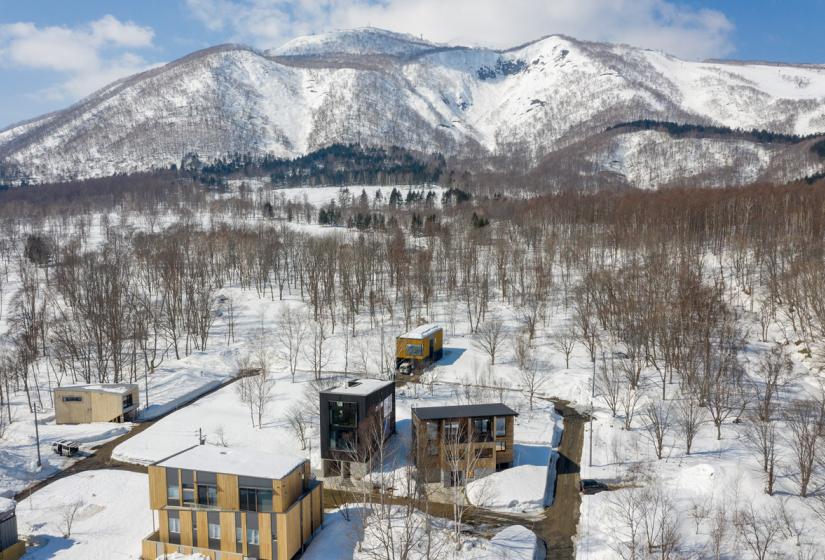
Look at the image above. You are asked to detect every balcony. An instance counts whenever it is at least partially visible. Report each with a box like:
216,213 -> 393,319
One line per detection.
142,531 -> 245,560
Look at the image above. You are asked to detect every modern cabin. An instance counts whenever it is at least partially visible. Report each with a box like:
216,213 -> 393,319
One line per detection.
319,379 -> 396,478
53,384 -> 139,424
142,444 -> 323,560
0,498 -> 24,560
395,324 -> 443,373
411,403 -> 518,486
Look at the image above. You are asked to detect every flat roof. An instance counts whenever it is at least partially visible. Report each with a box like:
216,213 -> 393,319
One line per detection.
321,378 -> 394,397
412,403 -> 518,421
55,383 -> 137,395
158,444 -> 306,480
398,323 -> 442,340
0,497 -> 15,518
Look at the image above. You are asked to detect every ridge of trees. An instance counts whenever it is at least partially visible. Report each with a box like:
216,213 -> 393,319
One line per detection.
609,119 -> 821,145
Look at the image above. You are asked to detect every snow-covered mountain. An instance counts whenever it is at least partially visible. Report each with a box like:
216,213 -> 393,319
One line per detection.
2,28 -> 825,187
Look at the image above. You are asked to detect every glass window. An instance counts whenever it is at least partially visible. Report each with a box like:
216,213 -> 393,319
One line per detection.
62,396 -> 82,402
122,393 -> 134,409
444,420 -> 464,442
236,526 -> 243,543
330,428 -> 357,452
167,482 -> 180,501
329,401 -> 358,428
406,343 -> 423,356
169,517 -> 181,534
247,528 -> 260,545
495,417 -> 506,437
239,488 -> 273,512
208,522 -> 221,539
473,418 -> 492,442
197,484 -> 217,507
426,421 -> 438,440
182,485 -> 195,505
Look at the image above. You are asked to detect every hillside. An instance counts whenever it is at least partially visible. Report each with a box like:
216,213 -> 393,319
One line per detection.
1,28 -> 825,187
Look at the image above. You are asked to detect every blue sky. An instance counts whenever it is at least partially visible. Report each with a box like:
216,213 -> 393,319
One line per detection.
1,0 -> 824,128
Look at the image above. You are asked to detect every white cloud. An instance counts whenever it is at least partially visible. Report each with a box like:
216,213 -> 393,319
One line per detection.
185,0 -> 734,60
0,15 -> 155,100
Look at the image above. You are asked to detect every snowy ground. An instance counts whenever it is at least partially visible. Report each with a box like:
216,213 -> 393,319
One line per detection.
16,470 -> 152,559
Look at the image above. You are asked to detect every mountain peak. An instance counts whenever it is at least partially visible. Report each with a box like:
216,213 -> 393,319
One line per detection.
268,27 -> 442,57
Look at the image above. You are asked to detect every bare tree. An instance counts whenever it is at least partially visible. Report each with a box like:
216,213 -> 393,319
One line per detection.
736,504 -> 783,560
743,415 -> 778,495
275,304 -> 307,382
61,499 -> 85,538
518,360 -> 545,411
598,354 -> 623,418
552,324 -> 577,369
784,399 -> 822,497
236,371 -> 273,429
286,404 -> 310,450
676,396 -> 706,455
640,483 -> 681,559
620,385 -> 642,431
708,501 -> 729,560
643,400 -> 672,460
606,489 -> 644,560
512,331 -> 532,371
475,317 -> 504,365
304,315 -> 331,380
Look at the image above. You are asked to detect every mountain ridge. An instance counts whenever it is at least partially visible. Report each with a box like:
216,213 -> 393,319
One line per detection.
2,28 -> 825,188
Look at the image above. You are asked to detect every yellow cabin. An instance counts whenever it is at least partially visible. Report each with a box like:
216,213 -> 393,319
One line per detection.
395,324 -> 443,373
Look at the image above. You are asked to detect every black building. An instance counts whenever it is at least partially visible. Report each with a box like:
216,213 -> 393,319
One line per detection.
319,379 -> 396,478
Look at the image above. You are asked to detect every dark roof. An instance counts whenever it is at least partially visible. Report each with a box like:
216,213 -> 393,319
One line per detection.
412,403 -> 518,421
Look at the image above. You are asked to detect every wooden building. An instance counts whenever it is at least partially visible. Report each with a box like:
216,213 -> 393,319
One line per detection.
320,379 -> 395,478
0,498 -> 25,560
142,444 -> 323,560
411,403 -> 518,486
53,384 -> 139,424
395,324 -> 443,372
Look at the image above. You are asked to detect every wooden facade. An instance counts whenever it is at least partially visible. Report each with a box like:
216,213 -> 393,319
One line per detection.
411,404 -> 517,486
53,384 -> 139,424
0,542 -> 26,560
142,446 -> 323,560
395,324 -> 444,371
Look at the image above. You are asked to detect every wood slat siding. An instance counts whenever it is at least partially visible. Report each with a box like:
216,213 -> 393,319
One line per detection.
141,539 -> 159,560
158,510 -> 169,543
301,494 -> 312,542
196,511 -> 209,549
259,513 -> 273,560
220,512 -> 236,553
240,512 -> 248,557
54,386 -> 138,424
217,473 -> 239,510
180,510 -> 193,546
311,484 -> 323,532
147,466 -> 168,509
273,466 -> 303,513
277,504 -> 301,560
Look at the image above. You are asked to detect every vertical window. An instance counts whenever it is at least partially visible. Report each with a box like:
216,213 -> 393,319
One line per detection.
167,482 -> 180,502
495,417 -> 506,437
247,527 -> 260,545
495,440 -> 506,452
122,393 -> 134,409
197,484 -> 217,507
329,401 -> 358,452
168,516 -> 181,534
208,522 -> 221,539
236,526 -> 243,544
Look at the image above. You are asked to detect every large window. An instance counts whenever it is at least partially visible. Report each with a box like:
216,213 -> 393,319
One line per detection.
168,516 -> 180,534
444,420 -> 465,442
329,401 -> 358,452
405,343 -> 423,356
122,393 -> 134,409
473,418 -> 492,442
197,484 -> 217,507
208,522 -> 221,540
239,487 -> 273,512
166,481 -> 180,504
495,417 -> 506,437
182,484 -> 195,506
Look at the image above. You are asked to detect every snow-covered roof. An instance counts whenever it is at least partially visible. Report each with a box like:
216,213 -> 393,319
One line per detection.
55,383 -> 137,395
158,445 -> 306,480
322,378 -> 394,397
398,323 -> 442,340
0,497 -> 15,519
